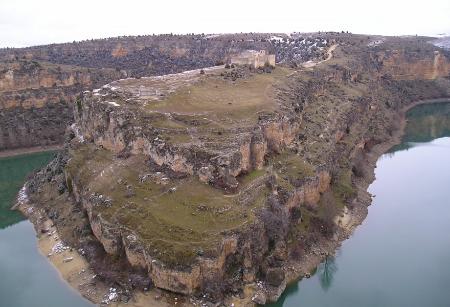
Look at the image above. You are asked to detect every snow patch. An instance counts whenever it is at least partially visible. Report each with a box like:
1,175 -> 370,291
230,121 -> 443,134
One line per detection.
102,288 -> 119,304
49,242 -> 70,255
106,101 -> 120,107
17,186 -> 29,205
270,36 -> 284,42
70,123 -> 85,142
368,38 -> 385,47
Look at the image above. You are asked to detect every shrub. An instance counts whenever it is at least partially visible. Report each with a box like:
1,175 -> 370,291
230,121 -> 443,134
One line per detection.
352,151 -> 367,178
76,99 -> 82,114
260,195 -> 289,247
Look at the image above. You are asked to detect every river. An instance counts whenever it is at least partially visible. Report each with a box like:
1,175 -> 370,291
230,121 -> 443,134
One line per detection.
268,101 -> 450,307
1,102 -> 449,307
0,151 -> 93,307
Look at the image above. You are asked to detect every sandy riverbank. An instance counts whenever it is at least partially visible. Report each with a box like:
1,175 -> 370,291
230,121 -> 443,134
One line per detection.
0,145 -> 62,158
37,221 -> 171,307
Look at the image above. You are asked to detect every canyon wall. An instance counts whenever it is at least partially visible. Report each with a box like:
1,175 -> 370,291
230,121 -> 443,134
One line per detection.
377,49 -> 450,80
0,33 -> 330,152
12,34 -> 450,305
0,60 -> 122,150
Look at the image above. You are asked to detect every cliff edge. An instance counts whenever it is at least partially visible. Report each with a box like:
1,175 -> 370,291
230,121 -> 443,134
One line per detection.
19,33 -> 450,306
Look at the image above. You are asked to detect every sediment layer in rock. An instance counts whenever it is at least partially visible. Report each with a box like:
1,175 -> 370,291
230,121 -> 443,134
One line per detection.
21,33 -> 450,305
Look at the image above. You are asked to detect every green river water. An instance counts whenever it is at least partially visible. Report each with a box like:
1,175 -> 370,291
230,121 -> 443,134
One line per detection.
268,101 -> 450,307
0,151 -> 93,307
0,101 -> 449,307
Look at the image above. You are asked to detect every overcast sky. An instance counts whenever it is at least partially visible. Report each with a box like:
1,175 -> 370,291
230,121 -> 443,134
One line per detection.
1,0 -> 449,48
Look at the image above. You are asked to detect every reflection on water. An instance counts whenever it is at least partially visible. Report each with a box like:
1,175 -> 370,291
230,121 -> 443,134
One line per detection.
267,100 -> 450,307
318,256 -> 337,291
389,100 -> 450,153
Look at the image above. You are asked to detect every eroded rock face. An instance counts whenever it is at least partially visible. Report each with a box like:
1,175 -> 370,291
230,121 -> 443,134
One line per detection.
0,100 -> 72,150
377,49 -> 450,80
0,33 -> 331,152
23,34 -> 450,304
0,61 -> 123,151
69,165 -> 331,294
73,67 -> 305,191
286,171 -> 332,210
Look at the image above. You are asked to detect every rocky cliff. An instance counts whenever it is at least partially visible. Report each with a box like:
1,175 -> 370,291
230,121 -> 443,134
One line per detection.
21,33 -> 450,306
0,33 -> 331,152
0,60 -> 122,150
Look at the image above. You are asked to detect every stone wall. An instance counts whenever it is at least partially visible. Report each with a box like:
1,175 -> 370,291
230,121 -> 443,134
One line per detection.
231,50 -> 276,68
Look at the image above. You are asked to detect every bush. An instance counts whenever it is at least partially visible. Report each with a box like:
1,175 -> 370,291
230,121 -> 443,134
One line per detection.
76,99 -> 82,114
352,151 -> 367,178
316,190 -> 339,237
260,195 -> 289,247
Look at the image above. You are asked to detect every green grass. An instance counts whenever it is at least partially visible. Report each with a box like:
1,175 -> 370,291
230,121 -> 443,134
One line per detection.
144,67 -> 292,128
269,150 -> 316,187
333,170 -> 356,204
239,168 -> 267,186
66,144 -> 266,267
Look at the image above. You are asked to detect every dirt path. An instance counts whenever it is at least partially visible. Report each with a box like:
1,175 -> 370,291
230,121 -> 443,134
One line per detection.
302,44 -> 338,68
0,144 -> 62,158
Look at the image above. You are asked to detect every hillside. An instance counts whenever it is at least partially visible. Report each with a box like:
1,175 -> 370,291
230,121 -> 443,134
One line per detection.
0,33 -> 329,152
13,33 -> 450,306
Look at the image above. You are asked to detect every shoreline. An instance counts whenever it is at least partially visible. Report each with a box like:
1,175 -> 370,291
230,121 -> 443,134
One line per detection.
0,144 -> 62,158
13,97 -> 450,306
15,194 -> 170,307
264,97 -> 450,302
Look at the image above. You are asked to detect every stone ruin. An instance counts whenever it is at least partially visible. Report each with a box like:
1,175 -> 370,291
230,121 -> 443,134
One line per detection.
231,50 -> 276,68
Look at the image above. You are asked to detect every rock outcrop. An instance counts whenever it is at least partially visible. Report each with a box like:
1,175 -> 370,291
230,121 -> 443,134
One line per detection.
21,33 -> 450,305
0,33 -> 331,152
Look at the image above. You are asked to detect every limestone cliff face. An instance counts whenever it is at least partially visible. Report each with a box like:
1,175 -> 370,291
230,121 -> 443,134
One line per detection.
377,49 -> 450,80
65,152 -> 331,295
0,63 -> 91,92
0,33 -> 330,152
0,100 -> 72,150
285,170 -> 331,210
20,34 -> 450,305
0,60 -> 123,150
74,88 -> 303,191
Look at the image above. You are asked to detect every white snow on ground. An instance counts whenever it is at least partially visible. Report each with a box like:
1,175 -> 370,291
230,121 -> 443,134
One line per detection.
204,34 -> 223,39
70,123 -> 85,142
101,288 -> 118,304
432,37 -> 450,49
50,242 -> 70,255
13,185 -> 31,212
17,186 -> 28,204
270,36 -> 284,42
106,101 -> 120,107
368,38 -> 386,47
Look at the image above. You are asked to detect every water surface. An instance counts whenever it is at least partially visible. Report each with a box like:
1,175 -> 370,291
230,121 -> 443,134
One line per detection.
0,151 -> 94,307
269,101 -> 450,307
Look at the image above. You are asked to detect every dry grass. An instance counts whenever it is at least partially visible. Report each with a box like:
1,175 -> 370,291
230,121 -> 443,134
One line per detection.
66,144 -> 267,266
144,67 -> 293,128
